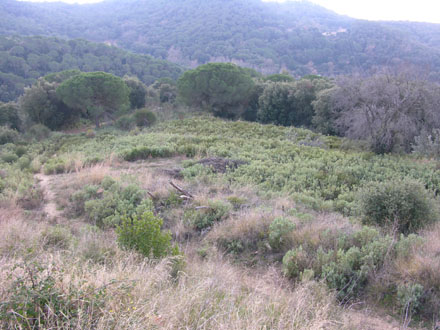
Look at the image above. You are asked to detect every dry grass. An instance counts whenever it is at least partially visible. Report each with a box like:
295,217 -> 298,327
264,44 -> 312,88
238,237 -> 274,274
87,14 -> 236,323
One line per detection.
75,163 -> 113,186
290,213 -> 359,252
0,210 -> 346,329
207,208 -> 274,251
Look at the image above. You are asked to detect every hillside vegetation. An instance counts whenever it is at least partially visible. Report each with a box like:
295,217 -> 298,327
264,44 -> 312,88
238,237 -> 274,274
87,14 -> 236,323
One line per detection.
1,113 -> 440,327
1,0 -> 440,79
0,35 -> 183,102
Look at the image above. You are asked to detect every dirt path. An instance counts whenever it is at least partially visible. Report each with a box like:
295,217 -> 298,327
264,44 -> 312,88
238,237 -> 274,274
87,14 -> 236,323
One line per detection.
35,173 -> 63,220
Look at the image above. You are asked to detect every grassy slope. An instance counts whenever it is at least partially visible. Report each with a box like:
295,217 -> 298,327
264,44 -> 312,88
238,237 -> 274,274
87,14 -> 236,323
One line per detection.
1,116 -> 438,328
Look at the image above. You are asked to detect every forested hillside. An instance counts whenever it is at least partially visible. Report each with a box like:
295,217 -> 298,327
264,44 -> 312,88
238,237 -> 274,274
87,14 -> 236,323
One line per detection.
1,0 -> 440,79
0,35 -> 183,102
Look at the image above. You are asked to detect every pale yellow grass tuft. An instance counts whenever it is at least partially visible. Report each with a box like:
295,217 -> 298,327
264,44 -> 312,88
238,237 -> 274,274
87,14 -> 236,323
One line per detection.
75,163 -> 113,186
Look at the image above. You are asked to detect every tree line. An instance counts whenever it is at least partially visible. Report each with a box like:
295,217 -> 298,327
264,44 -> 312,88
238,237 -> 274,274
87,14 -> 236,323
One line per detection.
178,63 -> 440,155
2,63 -> 440,156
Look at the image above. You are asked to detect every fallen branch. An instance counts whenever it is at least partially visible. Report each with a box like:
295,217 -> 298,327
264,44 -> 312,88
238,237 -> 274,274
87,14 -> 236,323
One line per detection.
195,206 -> 210,210
169,181 -> 194,199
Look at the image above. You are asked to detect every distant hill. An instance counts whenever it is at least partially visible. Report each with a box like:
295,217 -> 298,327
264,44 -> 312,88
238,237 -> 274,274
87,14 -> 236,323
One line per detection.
1,0 -> 440,79
0,35 -> 183,102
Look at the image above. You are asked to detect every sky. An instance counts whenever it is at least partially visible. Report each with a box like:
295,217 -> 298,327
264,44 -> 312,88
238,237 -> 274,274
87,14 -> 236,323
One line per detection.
19,0 -> 440,24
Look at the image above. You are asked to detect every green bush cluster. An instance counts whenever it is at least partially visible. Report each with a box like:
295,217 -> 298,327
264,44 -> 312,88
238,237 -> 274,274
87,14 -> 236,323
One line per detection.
397,283 -> 424,316
185,200 -> 230,230
123,145 -> 174,161
281,226 -> 395,301
133,109 -> 157,127
115,109 -> 157,132
27,124 -> 51,141
0,126 -> 20,145
116,211 -> 179,258
359,179 -> 438,234
71,177 -> 154,228
268,217 -> 295,251
43,158 -> 68,175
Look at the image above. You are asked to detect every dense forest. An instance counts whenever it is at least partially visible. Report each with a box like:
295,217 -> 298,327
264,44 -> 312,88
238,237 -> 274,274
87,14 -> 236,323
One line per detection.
0,35 -> 183,102
1,0 -> 440,79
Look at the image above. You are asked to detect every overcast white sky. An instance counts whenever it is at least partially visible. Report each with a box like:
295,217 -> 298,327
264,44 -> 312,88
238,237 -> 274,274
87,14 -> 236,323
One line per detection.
20,0 -> 440,24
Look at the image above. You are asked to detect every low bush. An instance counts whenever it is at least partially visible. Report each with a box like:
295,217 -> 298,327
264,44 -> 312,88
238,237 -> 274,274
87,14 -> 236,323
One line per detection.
359,179 -> 438,234
116,211 -> 179,258
268,217 -> 295,251
14,145 -> 27,157
27,124 -> 51,141
1,152 -> 18,163
72,177 -> 154,228
0,126 -> 20,145
43,158 -> 67,175
397,283 -> 424,316
282,246 -> 309,279
185,200 -> 230,230
123,145 -> 174,161
17,155 -> 31,170
133,109 -> 157,127
115,114 -> 135,131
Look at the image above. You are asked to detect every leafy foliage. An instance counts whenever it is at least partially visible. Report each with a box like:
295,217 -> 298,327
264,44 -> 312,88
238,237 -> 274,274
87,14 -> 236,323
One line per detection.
117,211 -> 178,258
268,217 -> 295,251
71,177 -> 154,228
359,179 -> 438,234
0,102 -> 21,129
178,63 -> 254,118
56,72 -> 129,127
133,109 -> 157,128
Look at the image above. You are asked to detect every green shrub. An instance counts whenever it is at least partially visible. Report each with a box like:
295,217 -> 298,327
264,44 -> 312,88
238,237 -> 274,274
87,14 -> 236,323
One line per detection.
123,145 -> 174,161
1,152 -> 18,163
395,234 -> 424,259
185,200 -> 230,230
227,196 -> 247,210
77,177 -> 153,228
0,126 -> 20,145
359,179 -> 438,234
133,109 -> 157,127
268,217 -> 295,250
115,114 -> 135,131
282,246 -> 309,279
70,185 -> 100,217
321,236 -> 392,300
397,283 -> 424,316
17,155 -> 31,170
43,158 -> 66,175
116,211 -> 178,258
14,145 -> 27,157
27,124 -> 51,141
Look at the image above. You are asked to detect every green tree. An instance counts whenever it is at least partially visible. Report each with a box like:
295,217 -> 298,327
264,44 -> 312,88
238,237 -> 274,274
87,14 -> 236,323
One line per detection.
177,63 -> 255,118
57,72 -> 130,127
124,76 -> 147,109
0,102 -> 21,130
20,75 -> 78,130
